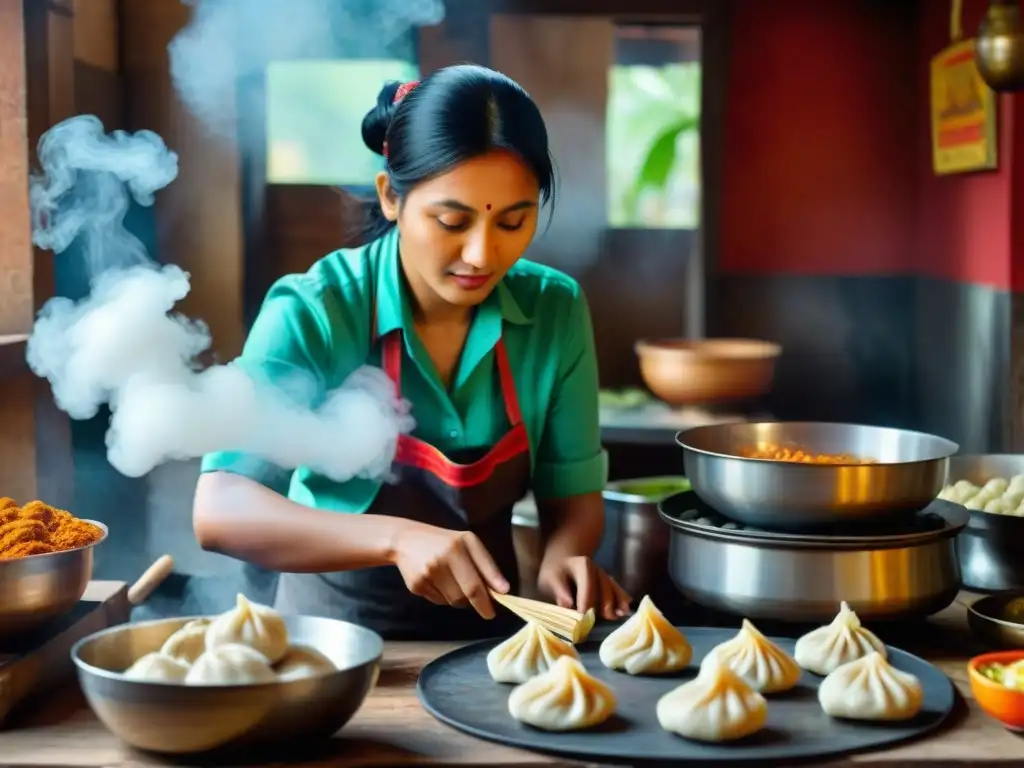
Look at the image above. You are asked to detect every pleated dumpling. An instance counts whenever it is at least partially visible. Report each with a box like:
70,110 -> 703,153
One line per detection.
205,593 -> 289,664
507,656 -> 616,731
598,595 -> 692,675
275,645 -> 337,681
657,660 -> 768,742
700,619 -> 801,694
818,652 -> 923,721
794,601 -> 886,676
123,652 -> 190,683
160,618 -> 211,665
185,643 -> 277,685
487,621 -> 579,684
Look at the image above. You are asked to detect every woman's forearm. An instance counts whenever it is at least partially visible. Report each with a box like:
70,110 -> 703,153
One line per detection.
193,471 -> 404,573
537,491 -> 605,563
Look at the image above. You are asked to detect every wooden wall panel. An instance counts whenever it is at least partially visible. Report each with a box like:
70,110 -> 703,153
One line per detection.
0,0 -> 34,336
120,0 -> 245,359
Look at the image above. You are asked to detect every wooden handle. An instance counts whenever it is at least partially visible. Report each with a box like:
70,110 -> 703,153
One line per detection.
128,554 -> 174,606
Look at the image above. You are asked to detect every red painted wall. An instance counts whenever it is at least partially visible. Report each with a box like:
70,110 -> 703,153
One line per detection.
719,0 -> 1022,291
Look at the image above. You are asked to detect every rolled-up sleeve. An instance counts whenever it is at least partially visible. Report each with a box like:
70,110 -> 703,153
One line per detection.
200,276 -> 335,495
531,289 -> 608,500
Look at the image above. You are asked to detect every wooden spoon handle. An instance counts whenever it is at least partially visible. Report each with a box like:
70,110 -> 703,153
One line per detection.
128,554 -> 174,605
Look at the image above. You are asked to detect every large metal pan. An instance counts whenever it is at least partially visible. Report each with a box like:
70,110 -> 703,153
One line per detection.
72,614 -> 383,754
677,422 -> 957,530
0,520 -> 108,638
946,454 -> 1024,592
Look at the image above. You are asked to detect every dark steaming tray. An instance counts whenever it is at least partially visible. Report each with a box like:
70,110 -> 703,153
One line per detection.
417,625 -> 955,764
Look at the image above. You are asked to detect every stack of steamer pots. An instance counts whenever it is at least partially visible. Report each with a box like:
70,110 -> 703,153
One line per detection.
661,422 -> 965,624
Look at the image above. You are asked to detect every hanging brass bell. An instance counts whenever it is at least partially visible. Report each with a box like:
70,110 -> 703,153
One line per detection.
976,0 -> 1024,92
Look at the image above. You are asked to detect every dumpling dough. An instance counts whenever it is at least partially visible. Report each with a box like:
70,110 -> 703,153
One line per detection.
275,644 -> 337,681
487,621 -> 579,684
818,651 -> 923,721
657,660 -> 767,742
205,593 -> 289,664
794,601 -> 886,676
700,619 -> 801,693
598,595 -> 692,675
185,643 -> 277,685
160,618 -> 211,665
123,652 -> 190,682
507,656 -> 616,731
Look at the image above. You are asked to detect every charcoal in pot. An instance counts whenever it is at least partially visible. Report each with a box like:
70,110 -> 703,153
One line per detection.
693,516 -> 715,527
677,509 -> 699,521
721,522 -> 739,529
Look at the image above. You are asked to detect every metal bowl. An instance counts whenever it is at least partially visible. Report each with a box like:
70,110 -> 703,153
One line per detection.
948,455 -> 1024,592
0,520 -> 107,638
967,593 -> 1024,649
72,614 -> 383,754
677,422 -> 958,529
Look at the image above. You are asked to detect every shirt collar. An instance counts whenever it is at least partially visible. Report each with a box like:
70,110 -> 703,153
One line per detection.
374,228 -> 406,337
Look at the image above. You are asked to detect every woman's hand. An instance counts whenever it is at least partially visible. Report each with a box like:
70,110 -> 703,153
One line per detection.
390,519 -> 510,619
536,555 -> 632,621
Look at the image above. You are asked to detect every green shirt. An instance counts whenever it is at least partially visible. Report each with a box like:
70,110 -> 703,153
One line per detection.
200,227 -> 608,512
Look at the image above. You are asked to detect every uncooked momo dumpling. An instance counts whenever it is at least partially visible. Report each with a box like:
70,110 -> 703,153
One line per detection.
205,593 -> 289,664
185,643 -> 277,685
794,601 -> 886,675
598,595 -> 692,675
700,619 -> 801,693
487,621 -> 579,684
818,651 -> 923,721
275,644 -> 337,681
123,652 -> 190,683
507,656 -> 616,731
160,618 -> 211,665
657,660 -> 767,742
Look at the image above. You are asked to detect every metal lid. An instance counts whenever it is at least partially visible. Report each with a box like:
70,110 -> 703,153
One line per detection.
658,491 -> 969,550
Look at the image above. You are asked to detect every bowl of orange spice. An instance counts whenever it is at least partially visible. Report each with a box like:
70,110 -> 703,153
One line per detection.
0,498 -> 107,637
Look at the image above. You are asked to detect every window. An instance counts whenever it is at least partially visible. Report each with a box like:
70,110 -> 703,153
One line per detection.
266,59 -> 419,186
607,26 -> 702,229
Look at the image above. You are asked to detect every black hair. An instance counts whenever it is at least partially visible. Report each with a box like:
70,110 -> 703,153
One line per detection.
357,64 -> 555,241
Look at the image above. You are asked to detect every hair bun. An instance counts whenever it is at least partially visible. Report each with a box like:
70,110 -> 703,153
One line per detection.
361,81 -> 402,156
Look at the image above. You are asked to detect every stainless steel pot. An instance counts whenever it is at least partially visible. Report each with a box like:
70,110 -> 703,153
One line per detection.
677,422 -> 958,530
948,454 -> 1024,592
659,492 -> 967,623
600,477 -> 690,599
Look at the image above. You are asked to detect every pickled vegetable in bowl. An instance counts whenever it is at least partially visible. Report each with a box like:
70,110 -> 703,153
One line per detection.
979,659 -> 1024,689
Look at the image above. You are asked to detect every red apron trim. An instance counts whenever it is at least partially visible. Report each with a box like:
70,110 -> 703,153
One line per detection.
395,425 -> 530,487
379,329 -> 529,489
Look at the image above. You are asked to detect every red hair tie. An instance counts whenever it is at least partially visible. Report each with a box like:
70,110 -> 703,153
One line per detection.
383,80 -> 421,159
393,80 -> 420,104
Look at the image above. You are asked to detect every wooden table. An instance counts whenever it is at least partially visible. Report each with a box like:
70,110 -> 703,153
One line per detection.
0,594 -> 1021,767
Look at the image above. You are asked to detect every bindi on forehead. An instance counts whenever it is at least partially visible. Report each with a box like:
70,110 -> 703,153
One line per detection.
486,203 -> 492,211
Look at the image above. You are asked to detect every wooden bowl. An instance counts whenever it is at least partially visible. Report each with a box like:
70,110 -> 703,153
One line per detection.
968,650 -> 1024,730
634,338 -> 781,406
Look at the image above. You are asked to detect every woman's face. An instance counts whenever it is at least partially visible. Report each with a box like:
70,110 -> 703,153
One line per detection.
376,149 -> 540,311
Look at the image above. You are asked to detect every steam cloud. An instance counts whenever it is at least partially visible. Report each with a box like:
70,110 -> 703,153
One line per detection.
169,0 -> 445,141
27,115 -> 414,481
27,0 -> 452,480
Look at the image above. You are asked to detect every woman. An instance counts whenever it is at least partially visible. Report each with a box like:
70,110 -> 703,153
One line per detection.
193,64 -> 631,640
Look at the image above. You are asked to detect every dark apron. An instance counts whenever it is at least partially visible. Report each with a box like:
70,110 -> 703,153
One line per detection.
274,323 -> 530,641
